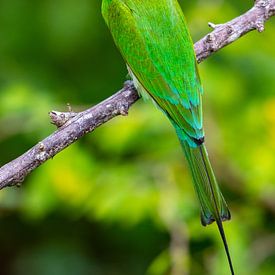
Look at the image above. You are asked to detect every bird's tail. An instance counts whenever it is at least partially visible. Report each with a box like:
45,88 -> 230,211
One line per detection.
180,141 -> 234,275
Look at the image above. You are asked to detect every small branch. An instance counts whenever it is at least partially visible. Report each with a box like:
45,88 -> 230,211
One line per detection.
195,0 -> 275,63
0,82 -> 138,189
49,110 -> 77,127
0,1 -> 274,189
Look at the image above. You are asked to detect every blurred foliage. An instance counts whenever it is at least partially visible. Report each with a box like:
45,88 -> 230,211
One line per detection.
0,0 -> 274,274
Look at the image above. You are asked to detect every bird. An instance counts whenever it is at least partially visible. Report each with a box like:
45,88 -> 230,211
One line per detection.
102,0 -> 234,274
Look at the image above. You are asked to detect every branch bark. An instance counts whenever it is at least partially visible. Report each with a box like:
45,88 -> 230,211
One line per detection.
195,0 -> 275,63
0,1 -> 274,189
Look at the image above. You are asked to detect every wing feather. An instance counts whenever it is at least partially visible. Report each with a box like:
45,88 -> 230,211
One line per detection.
103,0 -> 204,144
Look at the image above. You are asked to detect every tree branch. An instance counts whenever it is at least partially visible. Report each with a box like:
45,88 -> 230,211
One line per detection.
195,0 -> 275,63
0,1 -> 274,189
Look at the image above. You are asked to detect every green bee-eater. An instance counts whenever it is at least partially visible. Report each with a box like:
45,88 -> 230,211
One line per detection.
102,0 -> 234,273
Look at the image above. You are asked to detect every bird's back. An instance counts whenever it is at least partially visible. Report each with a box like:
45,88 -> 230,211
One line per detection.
102,0 -> 204,147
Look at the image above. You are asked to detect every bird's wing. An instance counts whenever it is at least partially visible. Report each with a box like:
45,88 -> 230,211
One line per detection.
103,0 -> 204,145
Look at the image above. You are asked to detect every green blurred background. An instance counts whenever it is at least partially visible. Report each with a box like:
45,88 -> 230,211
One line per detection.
0,0 -> 274,274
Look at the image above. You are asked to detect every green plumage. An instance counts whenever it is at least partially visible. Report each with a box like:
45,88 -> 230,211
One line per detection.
102,0 -> 234,274
102,0 -> 203,147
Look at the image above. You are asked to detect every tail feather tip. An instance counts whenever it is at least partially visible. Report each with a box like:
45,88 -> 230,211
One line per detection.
222,209 -> 231,222
201,208 -> 231,226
